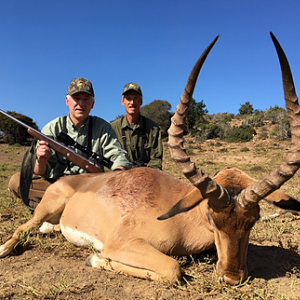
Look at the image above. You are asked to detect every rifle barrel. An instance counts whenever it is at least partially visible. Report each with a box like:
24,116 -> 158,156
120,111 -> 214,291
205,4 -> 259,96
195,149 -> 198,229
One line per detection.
0,109 -> 31,129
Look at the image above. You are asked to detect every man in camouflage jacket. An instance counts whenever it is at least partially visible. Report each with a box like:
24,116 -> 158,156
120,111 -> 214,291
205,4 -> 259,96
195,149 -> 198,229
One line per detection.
111,82 -> 162,170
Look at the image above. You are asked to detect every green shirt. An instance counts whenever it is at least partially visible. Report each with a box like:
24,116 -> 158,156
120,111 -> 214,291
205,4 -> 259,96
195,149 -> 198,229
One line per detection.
111,116 -> 163,170
41,115 -> 132,178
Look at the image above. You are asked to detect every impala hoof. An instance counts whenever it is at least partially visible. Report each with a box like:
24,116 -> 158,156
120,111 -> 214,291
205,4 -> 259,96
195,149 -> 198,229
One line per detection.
0,245 -> 11,258
218,276 -> 225,283
85,254 -> 93,267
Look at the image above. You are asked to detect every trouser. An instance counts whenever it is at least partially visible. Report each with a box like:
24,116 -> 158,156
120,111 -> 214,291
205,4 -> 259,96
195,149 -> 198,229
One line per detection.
8,172 -> 57,208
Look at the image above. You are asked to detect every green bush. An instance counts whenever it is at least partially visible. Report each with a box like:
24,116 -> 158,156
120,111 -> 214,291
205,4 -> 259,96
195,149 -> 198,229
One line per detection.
265,105 -> 287,124
198,123 -> 225,140
245,110 -> 265,127
238,101 -> 254,116
226,125 -> 256,143
210,112 -> 235,124
270,122 -> 291,140
217,148 -> 228,153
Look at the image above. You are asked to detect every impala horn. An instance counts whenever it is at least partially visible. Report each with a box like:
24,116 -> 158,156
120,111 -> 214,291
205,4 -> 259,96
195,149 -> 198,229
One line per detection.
167,35 -> 231,212
238,32 -> 300,209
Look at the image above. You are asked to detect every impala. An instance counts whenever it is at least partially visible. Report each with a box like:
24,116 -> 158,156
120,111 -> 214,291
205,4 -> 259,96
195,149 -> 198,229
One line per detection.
1,32 -> 300,285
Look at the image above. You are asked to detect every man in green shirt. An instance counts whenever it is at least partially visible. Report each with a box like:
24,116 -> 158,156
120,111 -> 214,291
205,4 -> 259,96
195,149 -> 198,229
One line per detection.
111,82 -> 163,170
9,77 -> 131,209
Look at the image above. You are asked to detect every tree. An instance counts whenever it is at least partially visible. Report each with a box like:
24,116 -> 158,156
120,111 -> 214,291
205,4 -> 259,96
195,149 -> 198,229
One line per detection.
141,100 -> 173,137
0,111 -> 39,144
238,101 -> 254,116
111,114 -> 124,123
186,98 -> 208,134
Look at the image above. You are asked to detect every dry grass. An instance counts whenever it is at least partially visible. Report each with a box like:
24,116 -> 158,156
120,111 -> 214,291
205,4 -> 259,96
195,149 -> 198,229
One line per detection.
1,136 -> 300,299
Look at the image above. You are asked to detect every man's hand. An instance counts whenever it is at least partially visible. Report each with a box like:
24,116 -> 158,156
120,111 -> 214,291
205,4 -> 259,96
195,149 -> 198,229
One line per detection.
114,166 -> 126,171
36,140 -> 52,162
34,140 -> 52,175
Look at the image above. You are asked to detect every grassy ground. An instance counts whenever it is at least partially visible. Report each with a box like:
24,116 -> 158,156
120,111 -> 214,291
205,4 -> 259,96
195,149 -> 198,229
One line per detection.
1,138 -> 300,299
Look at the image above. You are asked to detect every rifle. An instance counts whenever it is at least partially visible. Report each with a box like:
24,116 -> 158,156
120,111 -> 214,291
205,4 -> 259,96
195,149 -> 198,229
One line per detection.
0,109 -> 113,172
1,109 -> 114,210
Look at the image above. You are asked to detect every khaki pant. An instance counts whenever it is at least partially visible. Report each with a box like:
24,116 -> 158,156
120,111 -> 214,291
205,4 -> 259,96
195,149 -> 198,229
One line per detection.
8,172 -> 57,207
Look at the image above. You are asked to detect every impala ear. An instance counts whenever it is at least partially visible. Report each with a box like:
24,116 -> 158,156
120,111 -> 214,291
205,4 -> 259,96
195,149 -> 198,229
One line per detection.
157,188 -> 204,220
264,190 -> 300,211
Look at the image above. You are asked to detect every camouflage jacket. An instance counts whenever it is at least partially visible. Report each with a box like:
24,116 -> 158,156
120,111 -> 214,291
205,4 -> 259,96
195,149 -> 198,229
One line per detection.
111,116 -> 163,170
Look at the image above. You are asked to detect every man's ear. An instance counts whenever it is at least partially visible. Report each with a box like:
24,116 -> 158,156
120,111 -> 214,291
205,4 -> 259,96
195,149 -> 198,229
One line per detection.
121,96 -> 125,107
66,95 -> 70,107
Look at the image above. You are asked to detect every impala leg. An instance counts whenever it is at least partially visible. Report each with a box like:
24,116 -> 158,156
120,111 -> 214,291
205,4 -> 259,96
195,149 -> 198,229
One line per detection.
0,215 -> 46,257
265,189 -> 300,209
0,182 -> 68,258
86,240 -> 182,283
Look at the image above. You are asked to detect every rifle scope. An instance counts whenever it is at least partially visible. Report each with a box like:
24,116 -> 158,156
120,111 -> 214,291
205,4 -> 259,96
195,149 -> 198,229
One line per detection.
57,132 -> 113,169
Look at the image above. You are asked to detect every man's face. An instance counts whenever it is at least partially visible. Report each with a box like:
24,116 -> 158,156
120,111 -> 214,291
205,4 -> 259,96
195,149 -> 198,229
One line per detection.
122,91 -> 142,116
66,92 -> 94,123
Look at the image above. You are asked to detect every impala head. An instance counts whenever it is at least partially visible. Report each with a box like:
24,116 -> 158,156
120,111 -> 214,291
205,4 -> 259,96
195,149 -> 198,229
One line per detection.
160,32 -> 300,284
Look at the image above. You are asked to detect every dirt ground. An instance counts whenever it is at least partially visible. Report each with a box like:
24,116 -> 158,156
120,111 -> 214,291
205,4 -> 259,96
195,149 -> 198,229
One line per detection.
1,238 -> 300,300
1,139 -> 300,299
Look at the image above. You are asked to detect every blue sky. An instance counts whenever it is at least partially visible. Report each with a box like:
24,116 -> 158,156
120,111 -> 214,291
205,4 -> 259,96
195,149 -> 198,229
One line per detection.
1,1 -> 300,129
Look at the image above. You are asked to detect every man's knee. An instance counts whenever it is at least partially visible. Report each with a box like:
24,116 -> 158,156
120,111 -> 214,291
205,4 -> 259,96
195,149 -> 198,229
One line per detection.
8,172 -> 21,198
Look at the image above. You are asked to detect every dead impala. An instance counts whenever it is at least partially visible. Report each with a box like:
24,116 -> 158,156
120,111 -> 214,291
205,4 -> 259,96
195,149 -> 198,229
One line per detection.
1,32 -> 300,285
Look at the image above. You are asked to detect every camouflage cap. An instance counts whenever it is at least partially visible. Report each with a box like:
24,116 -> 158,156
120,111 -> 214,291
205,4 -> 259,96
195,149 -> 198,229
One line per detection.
67,77 -> 95,97
122,82 -> 142,96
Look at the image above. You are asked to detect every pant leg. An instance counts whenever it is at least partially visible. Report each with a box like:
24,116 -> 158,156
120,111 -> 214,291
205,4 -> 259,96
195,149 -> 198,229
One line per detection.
8,172 -> 56,201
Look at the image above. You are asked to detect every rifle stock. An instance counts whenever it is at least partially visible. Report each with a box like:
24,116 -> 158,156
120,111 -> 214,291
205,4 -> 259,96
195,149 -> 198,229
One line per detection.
0,109 -> 102,173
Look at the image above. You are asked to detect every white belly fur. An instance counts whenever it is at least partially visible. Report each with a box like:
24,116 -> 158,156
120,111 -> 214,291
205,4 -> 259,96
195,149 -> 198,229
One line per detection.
60,224 -> 104,251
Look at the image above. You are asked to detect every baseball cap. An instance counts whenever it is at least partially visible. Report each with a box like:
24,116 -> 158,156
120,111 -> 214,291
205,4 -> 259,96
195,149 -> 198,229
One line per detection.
67,77 -> 95,97
122,82 -> 142,96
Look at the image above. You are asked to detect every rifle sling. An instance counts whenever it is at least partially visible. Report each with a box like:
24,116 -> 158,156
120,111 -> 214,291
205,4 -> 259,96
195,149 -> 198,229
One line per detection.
19,139 -> 37,211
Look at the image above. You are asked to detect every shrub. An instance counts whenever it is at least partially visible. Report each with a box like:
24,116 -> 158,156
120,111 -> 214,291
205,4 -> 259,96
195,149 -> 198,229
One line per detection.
198,123 -> 225,140
226,125 -> 256,143
270,122 -> 291,140
265,106 -> 287,124
245,110 -> 265,127
210,112 -> 235,124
